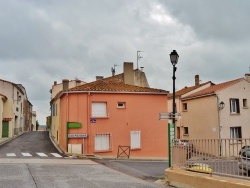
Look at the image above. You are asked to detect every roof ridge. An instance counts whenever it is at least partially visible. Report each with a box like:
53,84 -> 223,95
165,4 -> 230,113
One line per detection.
182,77 -> 244,99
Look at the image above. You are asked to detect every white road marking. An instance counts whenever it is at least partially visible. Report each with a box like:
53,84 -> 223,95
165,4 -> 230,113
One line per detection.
7,153 -> 16,157
50,153 -> 62,158
21,153 -> 32,157
36,153 -> 48,157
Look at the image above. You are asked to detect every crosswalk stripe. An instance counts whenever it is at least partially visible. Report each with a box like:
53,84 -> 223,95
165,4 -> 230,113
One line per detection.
51,153 -> 62,158
22,153 -> 32,157
36,153 -> 48,157
6,153 -> 16,157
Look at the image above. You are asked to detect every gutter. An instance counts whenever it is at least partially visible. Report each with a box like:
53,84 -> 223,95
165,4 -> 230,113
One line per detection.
181,92 -> 215,101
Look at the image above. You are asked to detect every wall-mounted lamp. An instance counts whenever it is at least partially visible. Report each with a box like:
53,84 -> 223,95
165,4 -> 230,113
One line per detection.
219,101 -> 225,110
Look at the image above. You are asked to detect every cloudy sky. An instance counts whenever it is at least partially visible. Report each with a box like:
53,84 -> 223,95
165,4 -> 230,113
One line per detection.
0,0 -> 249,124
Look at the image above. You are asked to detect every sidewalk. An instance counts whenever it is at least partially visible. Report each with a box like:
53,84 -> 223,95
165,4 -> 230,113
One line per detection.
0,132 -> 25,146
0,137 -> 12,145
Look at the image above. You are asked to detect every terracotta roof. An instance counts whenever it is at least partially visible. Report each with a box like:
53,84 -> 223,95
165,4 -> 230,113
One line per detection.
51,79 -> 168,103
182,78 -> 243,99
68,79 -> 168,93
168,81 -> 213,98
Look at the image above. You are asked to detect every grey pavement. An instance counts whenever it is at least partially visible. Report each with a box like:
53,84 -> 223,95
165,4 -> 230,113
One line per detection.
0,158 -> 167,188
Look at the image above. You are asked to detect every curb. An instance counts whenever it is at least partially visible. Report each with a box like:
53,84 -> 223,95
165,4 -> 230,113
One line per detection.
0,132 -> 26,146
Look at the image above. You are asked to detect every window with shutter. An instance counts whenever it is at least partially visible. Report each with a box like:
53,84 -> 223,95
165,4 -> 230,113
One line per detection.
95,134 -> 111,151
91,102 -> 107,117
130,131 -> 141,149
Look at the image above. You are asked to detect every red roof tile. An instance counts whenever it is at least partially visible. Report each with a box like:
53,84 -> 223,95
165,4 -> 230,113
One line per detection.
168,81 -> 213,98
182,78 -> 243,99
69,79 -> 168,93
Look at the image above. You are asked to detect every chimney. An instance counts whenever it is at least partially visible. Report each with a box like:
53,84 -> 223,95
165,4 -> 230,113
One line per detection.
76,79 -> 81,86
195,75 -> 200,86
96,76 -> 104,81
245,73 -> 250,82
54,81 -> 57,86
62,79 -> 69,91
124,62 -> 134,85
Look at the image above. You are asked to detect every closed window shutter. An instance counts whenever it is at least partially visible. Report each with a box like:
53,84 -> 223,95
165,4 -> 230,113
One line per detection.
92,103 -> 107,117
95,134 -> 110,150
130,131 -> 141,149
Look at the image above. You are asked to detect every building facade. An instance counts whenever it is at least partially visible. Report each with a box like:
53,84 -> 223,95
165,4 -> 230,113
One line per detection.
0,79 -> 33,138
53,80 -> 168,158
50,62 -> 169,158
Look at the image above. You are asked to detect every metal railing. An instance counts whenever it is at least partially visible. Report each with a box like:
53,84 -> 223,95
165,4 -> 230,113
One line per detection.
171,138 -> 250,179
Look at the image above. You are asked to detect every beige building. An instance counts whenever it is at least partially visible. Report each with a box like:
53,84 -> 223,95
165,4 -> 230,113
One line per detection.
168,75 -> 213,139
168,74 -> 250,157
181,75 -> 250,140
0,79 -> 32,138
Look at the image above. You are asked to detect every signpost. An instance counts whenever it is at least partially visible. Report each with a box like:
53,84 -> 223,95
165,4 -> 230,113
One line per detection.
168,123 -> 175,167
159,112 -> 180,167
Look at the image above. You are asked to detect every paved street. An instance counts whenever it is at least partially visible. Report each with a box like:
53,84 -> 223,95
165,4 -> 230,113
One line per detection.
93,159 -> 168,182
0,131 -> 63,158
0,158 -> 166,188
0,131 -> 170,187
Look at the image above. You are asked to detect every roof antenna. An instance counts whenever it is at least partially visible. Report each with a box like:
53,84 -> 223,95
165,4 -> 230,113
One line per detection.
111,64 -> 119,76
137,50 -> 145,69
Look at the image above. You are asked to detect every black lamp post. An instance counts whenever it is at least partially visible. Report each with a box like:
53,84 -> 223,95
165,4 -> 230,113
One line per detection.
170,50 -> 179,124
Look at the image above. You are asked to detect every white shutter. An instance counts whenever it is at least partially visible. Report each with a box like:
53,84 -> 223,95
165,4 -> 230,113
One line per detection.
130,131 -> 141,149
92,103 -> 107,117
95,134 -> 110,151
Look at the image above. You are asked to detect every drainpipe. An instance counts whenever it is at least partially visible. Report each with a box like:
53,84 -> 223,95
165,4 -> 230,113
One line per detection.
66,93 -> 69,153
87,92 -> 90,154
216,95 -> 222,156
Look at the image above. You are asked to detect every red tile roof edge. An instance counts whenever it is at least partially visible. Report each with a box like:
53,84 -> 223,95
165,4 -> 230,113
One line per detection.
51,79 -> 168,103
182,78 -> 243,100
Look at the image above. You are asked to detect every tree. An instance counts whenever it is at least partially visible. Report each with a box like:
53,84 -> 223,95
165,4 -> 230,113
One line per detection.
36,120 -> 39,131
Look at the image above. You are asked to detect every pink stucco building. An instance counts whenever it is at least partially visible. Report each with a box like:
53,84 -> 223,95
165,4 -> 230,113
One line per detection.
52,78 -> 169,158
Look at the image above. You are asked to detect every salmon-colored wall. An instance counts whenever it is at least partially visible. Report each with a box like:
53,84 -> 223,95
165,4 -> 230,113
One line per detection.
59,92 -> 168,158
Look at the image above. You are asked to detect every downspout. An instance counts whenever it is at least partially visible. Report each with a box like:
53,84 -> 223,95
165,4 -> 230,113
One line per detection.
87,92 -> 90,154
216,95 -> 222,156
66,93 -> 69,153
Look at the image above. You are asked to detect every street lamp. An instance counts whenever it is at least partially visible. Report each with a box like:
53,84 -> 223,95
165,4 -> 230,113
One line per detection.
219,101 -> 225,110
168,50 -> 179,168
170,50 -> 179,124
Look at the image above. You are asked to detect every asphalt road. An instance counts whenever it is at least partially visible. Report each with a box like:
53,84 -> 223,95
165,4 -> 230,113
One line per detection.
0,131 -> 64,158
0,158 -> 166,188
93,159 -> 169,182
0,131 -> 170,187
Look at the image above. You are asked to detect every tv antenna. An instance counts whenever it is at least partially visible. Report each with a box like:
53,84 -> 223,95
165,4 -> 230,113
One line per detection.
111,64 -> 120,76
137,50 -> 145,69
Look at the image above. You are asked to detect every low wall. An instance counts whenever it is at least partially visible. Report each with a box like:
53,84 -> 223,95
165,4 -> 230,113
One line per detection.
165,168 -> 250,188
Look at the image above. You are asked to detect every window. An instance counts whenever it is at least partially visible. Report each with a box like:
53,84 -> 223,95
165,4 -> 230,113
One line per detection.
130,131 -> 141,149
92,102 -> 108,117
183,127 -> 189,135
95,134 -> 111,151
230,127 -> 242,140
52,103 -> 57,116
183,103 -> 187,111
230,98 -> 240,114
243,99 -> 248,108
117,102 -> 126,108
17,92 -> 19,104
